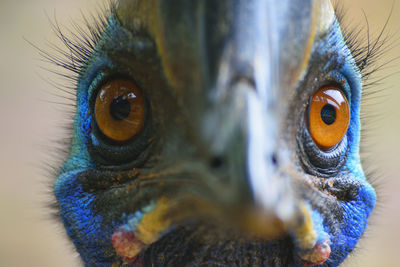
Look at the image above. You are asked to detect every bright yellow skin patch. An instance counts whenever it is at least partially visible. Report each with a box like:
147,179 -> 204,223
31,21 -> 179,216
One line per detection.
293,203 -> 317,249
135,197 -> 173,245
112,197 -> 174,264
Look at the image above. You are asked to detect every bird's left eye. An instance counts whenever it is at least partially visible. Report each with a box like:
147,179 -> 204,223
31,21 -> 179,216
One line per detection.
308,86 -> 350,150
94,79 -> 145,142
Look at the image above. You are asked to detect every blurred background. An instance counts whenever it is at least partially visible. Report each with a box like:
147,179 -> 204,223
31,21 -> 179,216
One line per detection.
0,0 -> 398,266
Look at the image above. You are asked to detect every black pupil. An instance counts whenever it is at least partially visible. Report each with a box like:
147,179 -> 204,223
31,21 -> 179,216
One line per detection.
110,96 -> 131,121
320,104 -> 336,125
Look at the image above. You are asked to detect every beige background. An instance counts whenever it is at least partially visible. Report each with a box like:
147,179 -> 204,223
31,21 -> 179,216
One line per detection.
0,0 -> 399,266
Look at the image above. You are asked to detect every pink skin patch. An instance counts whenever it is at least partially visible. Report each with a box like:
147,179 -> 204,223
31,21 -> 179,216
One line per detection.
299,239 -> 331,266
112,226 -> 145,265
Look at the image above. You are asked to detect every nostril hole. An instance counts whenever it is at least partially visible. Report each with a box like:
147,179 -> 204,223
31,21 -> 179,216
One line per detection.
271,153 -> 278,166
210,156 -> 224,169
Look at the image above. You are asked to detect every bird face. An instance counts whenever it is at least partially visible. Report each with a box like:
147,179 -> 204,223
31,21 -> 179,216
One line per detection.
54,0 -> 376,266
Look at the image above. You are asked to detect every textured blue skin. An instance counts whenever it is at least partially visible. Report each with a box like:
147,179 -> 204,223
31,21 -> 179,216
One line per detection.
54,14 -> 376,267
308,21 -> 376,266
54,16 -> 122,266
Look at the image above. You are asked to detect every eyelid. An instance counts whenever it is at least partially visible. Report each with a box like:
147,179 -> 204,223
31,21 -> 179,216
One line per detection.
86,69 -> 153,167
326,70 -> 352,105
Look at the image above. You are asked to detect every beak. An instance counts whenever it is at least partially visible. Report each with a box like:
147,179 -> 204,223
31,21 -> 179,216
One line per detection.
116,0 -> 336,243
194,0 -> 335,238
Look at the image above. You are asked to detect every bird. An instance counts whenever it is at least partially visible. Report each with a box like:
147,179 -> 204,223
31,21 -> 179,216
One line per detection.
47,0 -> 380,266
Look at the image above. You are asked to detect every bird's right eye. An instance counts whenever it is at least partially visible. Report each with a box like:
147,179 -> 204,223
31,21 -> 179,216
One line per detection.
94,79 -> 145,143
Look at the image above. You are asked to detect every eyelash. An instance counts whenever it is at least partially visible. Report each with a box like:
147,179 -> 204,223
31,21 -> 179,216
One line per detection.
335,3 -> 393,89
34,3 -> 387,95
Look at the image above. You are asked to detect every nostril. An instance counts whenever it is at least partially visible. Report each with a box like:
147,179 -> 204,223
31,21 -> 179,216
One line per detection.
210,156 -> 224,169
271,153 -> 278,166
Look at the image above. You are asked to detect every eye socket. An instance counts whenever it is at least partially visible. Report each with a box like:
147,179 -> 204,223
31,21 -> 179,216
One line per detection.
94,79 -> 145,142
308,86 -> 350,150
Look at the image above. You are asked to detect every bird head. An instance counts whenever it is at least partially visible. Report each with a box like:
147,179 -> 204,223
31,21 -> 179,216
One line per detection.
54,0 -> 376,266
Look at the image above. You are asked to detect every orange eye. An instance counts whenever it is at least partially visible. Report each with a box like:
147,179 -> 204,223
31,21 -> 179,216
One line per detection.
308,86 -> 350,150
94,79 -> 145,142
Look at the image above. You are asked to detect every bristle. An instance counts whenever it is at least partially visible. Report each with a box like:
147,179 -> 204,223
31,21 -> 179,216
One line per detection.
30,1 -> 116,223
334,2 -> 399,203
39,3 -> 112,83
335,2 -> 396,82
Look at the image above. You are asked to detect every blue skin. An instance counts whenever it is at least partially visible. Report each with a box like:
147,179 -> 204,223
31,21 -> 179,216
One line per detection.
54,13 -> 376,267
309,20 -> 376,265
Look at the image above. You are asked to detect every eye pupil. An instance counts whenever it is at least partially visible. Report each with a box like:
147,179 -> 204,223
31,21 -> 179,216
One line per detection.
320,104 -> 336,125
110,96 -> 131,121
